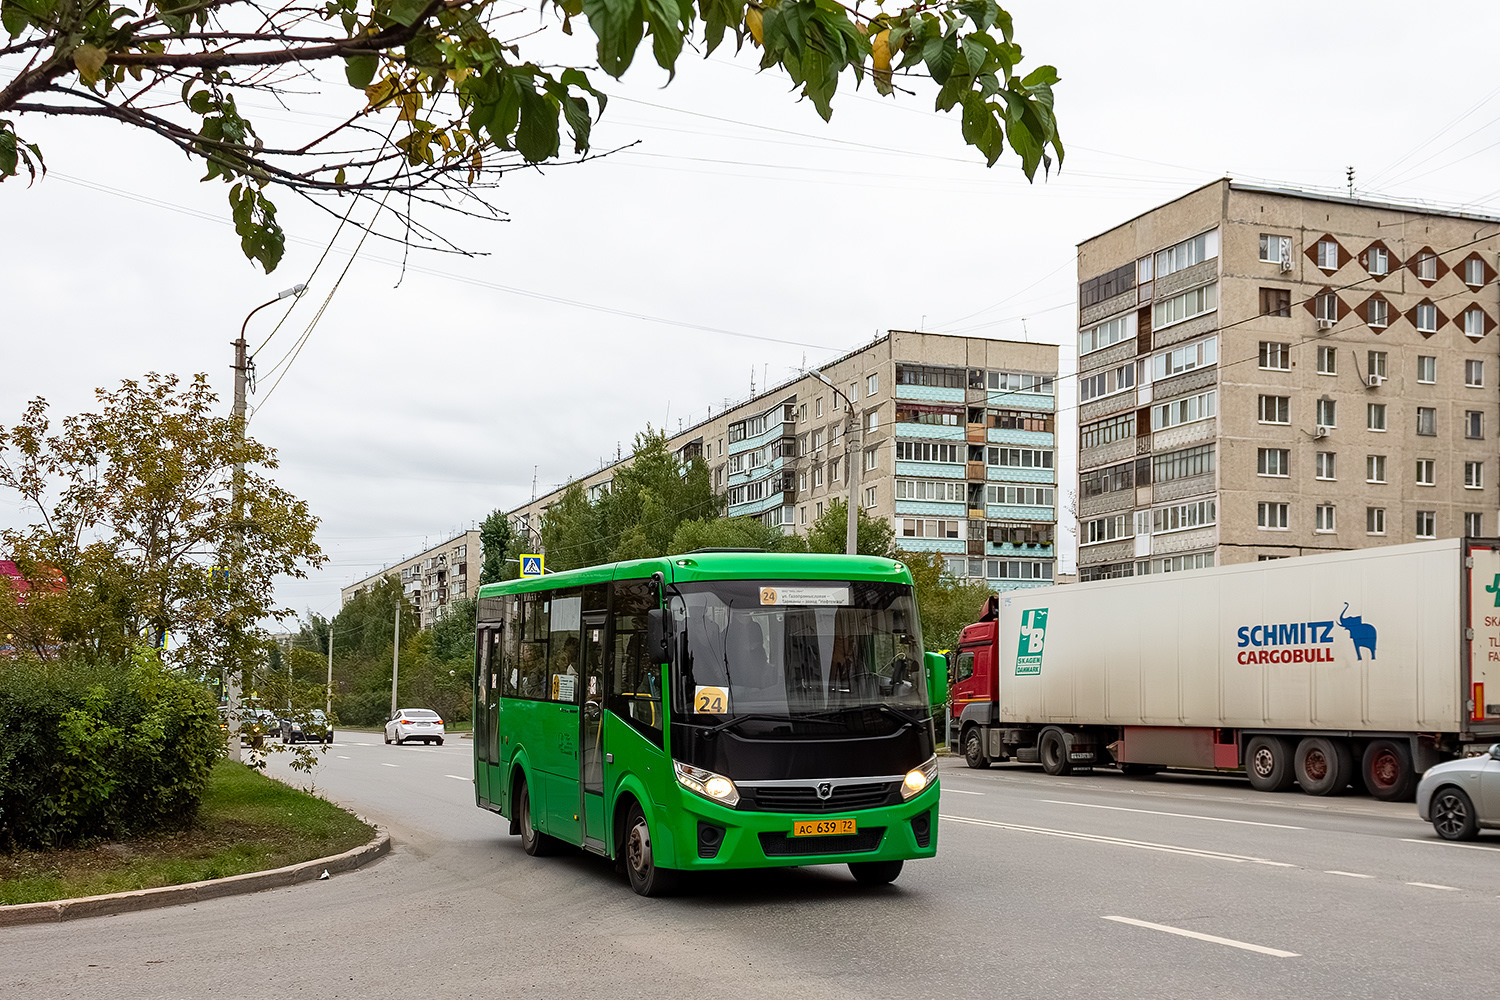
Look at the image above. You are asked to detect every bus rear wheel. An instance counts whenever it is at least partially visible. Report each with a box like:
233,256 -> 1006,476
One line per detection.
849,860 -> 903,885
517,779 -> 558,857
623,804 -> 680,897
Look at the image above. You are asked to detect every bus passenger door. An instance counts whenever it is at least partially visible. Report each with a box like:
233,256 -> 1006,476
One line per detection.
580,613 -> 608,852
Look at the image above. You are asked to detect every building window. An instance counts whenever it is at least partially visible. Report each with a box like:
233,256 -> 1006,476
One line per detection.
1152,337 -> 1218,379
1316,346 -> 1337,375
1366,351 -> 1387,380
1257,448 -> 1290,477
1259,341 -> 1290,370
1465,461 -> 1484,489
1316,398 -> 1336,428
1258,502 -> 1289,530
987,447 -> 1055,470
1083,514 -> 1130,545
1316,451 -> 1336,481
1416,303 -> 1438,333
1465,307 -> 1488,339
1315,505 -> 1336,533
1416,510 -> 1436,539
830,458 -> 840,484
1368,298 -> 1389,328
1316,291 -> 1339,321
866,373 -> 879,396
1417,406 -> 1437,436
813,466 -> 823,488
864,486 -> 877,508
1079,314 -> 1135,355
1152,284 -> 1218,330
1416,459 -> 1436,486
1467,360 -> 1485,387
901,518 -> 962,539
1466,512 -> 1483,536
1080,413 -> 1135,449
1259,288 -> 1291,317
1259,234 -> 1290,264
895,479 -> 965,502
800,506 -> 807,525
1367,455 -> 1387,483
1465,258 -> 1485,286
1367,507 -> 1386,535
1079,262 -> 1136,309
985,484 -> 1055,507
1153,444 -> 1215,483
1078,363 -> 1137,402
1258,395 -> 1290,424
864,447 -> 878,472
816,501 -> 823,517
1466,410 -> 1484,440
1152,499 -> 1216,533
1316,239 -> 1340,271
1155,229 -> 1219,277
1152,391 -> 1215,431
1367,246 -> 1389,276
815,398 -> 823,418
1367,403 -> 1386,431
1416,252 -> 1437,281
894,441 -> 960,463
1417,355 -> 1436,383
864,409 -> 879,433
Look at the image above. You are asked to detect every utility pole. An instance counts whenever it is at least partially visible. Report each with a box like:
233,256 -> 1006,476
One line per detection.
229,284 -> 305,763
806,369 -> 860,555
326,622 -> 334,717
390,597 -> 401,718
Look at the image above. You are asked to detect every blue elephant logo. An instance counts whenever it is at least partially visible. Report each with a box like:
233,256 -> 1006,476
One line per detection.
1337,602 -> 1377,661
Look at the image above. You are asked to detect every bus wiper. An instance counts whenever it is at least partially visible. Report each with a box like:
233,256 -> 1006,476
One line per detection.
876,704 -> 926,727
699,714 -> 794,738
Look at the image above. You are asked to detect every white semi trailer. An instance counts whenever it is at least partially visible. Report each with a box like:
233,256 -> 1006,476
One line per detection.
948,537 -> 1500,800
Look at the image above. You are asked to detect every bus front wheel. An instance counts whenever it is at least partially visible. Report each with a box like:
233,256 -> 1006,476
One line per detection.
849,860 -> 903,885
623,804 -> 680,897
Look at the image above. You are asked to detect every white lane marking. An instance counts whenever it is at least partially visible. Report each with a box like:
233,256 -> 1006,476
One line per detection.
1042,799 -> 1304,830
380,762 -> 399,768
943,788 -> 985,796
942,814 -> 1296,867
336,755 -> 351,760
1102,916 -> 1299,958
1406,882 -> 1460,891
1324,871 -> 1373,879
445,774 -> 470,781
1401,838 -> 1500,853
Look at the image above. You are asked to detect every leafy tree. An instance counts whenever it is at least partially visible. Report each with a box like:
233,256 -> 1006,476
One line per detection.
0,0 -> 1063,270
804,497 -> 895,557
0,374 -> 323,673
668,515 -> 805,554
478,508 -> 513,585
898,549 -> 990,652
431,594 -> 477,662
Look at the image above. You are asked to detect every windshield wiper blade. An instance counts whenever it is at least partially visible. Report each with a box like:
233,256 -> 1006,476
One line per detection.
699,713 -> 794,737
876,704 -> 926,727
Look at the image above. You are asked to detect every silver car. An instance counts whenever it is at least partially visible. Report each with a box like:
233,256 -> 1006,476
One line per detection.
1416,744 -> 1500,840
385,708 -> 445,746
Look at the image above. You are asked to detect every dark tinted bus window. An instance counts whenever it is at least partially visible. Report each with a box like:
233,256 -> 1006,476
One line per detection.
609,580 -> 662,746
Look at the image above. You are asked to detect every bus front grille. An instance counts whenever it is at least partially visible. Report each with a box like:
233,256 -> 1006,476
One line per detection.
741,781 -> 897,813
758,827 -> 886,857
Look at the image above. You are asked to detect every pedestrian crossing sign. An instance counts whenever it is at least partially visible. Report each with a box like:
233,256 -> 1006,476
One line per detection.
521,554 -> 545,578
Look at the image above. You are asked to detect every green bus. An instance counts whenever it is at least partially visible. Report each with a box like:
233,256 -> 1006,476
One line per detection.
472,550 -> 944,895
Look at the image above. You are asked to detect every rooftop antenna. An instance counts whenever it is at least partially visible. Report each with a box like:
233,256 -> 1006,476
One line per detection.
750,366 -> 756,395
1346,166 -> 1356,198
617,442 -> 622,460
1021,317 -> 1030,341
530,465 -> 538,501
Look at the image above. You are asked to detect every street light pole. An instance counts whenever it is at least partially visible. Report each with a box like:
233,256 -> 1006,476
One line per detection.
807,370 -> 860,555
228,283 -> 306,763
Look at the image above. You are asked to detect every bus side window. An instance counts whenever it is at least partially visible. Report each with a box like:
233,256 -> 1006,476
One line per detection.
608,580 -> 662,747
500,596 -> 520,698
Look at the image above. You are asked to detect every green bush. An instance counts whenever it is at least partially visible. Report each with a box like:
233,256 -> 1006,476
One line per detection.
332,688 -> 390,728
0,651 -> 221,850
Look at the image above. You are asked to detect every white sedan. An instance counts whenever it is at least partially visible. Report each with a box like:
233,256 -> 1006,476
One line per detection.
385,708 -> 445,746
1416,744 -> 1500,840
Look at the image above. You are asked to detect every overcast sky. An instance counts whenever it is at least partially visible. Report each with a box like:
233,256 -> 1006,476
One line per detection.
5,0 -> 1500,625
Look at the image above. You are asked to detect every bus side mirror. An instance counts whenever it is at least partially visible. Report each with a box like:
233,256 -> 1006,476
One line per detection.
644,609 -> 670,665
924,651 -> 948,707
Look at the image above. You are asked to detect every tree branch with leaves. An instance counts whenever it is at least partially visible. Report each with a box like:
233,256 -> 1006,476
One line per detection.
0,0 -> 1061,271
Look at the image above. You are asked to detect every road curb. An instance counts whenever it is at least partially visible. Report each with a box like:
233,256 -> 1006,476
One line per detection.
0,830 -> 391,928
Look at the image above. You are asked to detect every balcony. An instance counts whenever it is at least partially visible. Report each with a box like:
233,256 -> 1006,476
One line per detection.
966,423 -> 987,445
966,460 -> 986,481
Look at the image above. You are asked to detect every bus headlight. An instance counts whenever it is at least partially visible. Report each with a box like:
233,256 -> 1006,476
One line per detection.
674,762 -> 741,808
901,756 -> 939,800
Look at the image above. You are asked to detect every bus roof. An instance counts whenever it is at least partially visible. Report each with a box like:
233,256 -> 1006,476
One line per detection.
476,552 -> 913,598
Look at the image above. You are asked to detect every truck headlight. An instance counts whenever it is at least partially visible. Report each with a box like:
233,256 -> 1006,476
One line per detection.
901,756 -> 939,800
674,761 -> 740,807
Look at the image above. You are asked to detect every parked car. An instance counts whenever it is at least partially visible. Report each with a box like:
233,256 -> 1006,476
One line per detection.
1416,744 -> 1500,840
385,708 -> 445,746
281,709 -> 333,744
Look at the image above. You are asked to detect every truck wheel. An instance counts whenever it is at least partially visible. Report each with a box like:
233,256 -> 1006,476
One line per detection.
1361,740 -> 1416,801
1120,763 -> 1161,777
962,727 -> 990,770
1295,737 -> 1352,796
1245,735 -> 1295,792
1039,729 -> 1073,776
1431,786 -> 1480,841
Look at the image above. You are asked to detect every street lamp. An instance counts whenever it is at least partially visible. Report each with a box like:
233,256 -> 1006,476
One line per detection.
805,368 -> 861,556
225,283 -> 308,762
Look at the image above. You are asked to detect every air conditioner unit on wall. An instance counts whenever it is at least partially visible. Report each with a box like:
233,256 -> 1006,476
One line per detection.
1279,249 -> 1294,273
1316,318 -> 1336,331
1364,373 -> 1386,388
1313,426 -> 1329,439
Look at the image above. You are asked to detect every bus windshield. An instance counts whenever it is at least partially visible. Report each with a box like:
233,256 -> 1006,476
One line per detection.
669,579 -> 927,736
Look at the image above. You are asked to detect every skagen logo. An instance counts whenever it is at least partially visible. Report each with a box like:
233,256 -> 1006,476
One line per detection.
816,781 -> 834,800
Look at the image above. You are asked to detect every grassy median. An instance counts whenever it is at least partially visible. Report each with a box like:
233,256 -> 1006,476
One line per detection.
0,759 -> 374,906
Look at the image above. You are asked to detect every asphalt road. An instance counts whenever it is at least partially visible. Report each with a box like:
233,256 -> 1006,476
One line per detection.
7,735 -> 1499,999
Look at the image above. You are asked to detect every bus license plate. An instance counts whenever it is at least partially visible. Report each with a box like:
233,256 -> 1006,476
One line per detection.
792,818 -> 856,837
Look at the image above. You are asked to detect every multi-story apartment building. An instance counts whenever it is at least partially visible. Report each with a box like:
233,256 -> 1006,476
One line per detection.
340,530 -> 482,627
509,331 -> 1060,590
1076,179 -> 1500,580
